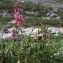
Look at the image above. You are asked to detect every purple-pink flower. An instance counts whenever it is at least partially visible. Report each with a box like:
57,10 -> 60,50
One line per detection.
13,2 -> 25,28
11,2 -> 25,39
14,12 -> 20,27
13,2 -> 23,13
20,16 -> 25,23
11,29 -> 16,39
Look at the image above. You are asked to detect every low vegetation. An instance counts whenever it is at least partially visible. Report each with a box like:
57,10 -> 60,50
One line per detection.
0,32 -> 63,63
0,0 -> 63,63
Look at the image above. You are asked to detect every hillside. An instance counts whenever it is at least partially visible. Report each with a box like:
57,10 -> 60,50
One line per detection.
0,0 -> 63,26
15,0 -> 63,8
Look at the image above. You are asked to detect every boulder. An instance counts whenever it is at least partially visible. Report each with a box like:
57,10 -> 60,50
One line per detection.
1,28 -> 10,33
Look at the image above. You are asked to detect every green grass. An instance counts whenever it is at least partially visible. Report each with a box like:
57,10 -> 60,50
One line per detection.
24,16 -> 63,27
54,0 -> 63,3
0,17 -> 13,24
0,32 -> 63,63
0,0 -> 12,3
0,1 -> 63,28
0,15 -> 63,28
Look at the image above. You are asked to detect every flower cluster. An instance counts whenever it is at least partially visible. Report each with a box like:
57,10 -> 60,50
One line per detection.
11,2 -> 25,39
13,2 -> 25,28
11,29 -> 16,39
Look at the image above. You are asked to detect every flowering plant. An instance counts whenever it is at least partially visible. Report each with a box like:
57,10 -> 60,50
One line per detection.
13,2 -> 25,27
11,2 -> 25,39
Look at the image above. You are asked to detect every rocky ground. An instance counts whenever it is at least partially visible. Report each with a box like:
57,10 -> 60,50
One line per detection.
18,0 -> 63,8
0,0 -> 63,19
0,0 -> 63,40
0,20 -> 63,40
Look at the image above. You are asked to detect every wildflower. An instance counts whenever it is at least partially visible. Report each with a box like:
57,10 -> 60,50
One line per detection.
14,12 -> 20,27
11,29 -> 16,39
20,16 -> 25,23
13,2 -> 25,28
13,2 -> 23,13
12,1 -> 25,40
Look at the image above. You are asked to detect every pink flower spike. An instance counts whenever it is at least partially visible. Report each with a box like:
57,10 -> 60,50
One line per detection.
16,23 -> 20,28
20,9 -> 23,12
20,17 -> 25,23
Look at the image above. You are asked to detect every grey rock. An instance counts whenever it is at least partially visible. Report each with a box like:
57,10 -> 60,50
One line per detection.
1,28 -> 10,33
